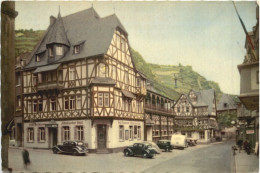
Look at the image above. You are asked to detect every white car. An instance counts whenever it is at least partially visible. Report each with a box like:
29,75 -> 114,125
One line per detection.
171,134 -> 187,149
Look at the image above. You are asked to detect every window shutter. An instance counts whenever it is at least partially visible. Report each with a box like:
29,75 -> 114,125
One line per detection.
61,127 -> 64,142
27,128 -> 29,142
37,128 -> 40,142
74,126 -> 77,140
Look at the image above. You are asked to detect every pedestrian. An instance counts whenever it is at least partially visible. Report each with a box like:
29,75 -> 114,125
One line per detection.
237,139 -> 243,153
22,149 -> 30,169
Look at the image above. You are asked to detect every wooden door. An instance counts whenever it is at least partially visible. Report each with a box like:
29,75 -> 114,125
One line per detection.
97,125 -> 107,149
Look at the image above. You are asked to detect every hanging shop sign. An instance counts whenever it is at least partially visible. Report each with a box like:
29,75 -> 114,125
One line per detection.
246,130 -> 255,134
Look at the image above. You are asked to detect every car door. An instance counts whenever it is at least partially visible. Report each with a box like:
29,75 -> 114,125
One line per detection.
136,144 -> 144,156
132,143 -> 139,155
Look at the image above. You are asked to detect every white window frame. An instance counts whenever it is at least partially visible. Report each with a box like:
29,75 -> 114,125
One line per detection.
137,126 -> 141,139
50,98 -> 56,111
28,128 -> 34,142
74,45 -> 80,54
119,125 -> 124,141
28,100 -> 32,113
129,126 -> 133,140
69,67 -> 76,80
76,126 -> 84,141
39,127 -> 45,142
98,93 -> 103,107
36,55 -> 40,62
33,100 -> 37,113
49,47 -> 54,57
76,96 -> 81,109
56,46 -> 63,56
104,93 -> 109,107
64,97 -> 69,110
69,96 -> 75,110
63,126 -> 70,141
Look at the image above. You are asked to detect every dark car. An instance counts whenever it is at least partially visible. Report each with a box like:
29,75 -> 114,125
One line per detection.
124,143 -> 157,158
157,140 -> 173,152
52,141 -> 87,156
215,136 -> 222,141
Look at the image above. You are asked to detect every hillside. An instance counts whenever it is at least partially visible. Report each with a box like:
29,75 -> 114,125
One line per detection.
15,30 -> 223,101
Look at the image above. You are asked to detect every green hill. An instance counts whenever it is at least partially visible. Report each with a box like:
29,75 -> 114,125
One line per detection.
15,30 -> 223,101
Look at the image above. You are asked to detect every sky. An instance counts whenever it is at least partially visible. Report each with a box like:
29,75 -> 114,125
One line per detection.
15,1 -> 258,95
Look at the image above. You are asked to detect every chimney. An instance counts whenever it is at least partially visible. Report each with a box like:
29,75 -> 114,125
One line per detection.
50,16 -> 56,25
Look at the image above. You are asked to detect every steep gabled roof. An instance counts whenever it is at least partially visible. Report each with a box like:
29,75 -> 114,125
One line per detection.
46,12 -> 70,46
217,94 -> 237,111
194,89 -> 215,115
25,7 -> 128,69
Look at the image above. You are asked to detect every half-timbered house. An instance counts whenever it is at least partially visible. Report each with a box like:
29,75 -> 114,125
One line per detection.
22,8 -> 146,153
173,89 -> 218,143
144,82 -> 175,142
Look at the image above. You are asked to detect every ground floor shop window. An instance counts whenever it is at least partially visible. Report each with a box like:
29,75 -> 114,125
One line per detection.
62,126 -> 70,141
125,130 -> 129,140
38,127 -> 45,142
75,126 -> 84,141
27,128 -> 34,142
129,126 -> 133,140
138,126 -> 141,139
119,125 -> 124,141
199,131 -> 205,139
134,126 -> 138,139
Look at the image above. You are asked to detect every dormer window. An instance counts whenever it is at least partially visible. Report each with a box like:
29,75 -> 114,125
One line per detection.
224,103 -> 228,108
49,47 -> 54,57
56,46 -> 63,56
35,55 -> 40,62
74,45 -> 80,54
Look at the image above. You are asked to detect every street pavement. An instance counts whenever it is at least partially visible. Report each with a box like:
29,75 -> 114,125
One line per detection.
9,141 -> 234,173
235,149 -> 259,173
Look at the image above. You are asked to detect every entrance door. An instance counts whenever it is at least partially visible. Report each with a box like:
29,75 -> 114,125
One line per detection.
97,125 -> 106,149
53,128 -> 57,146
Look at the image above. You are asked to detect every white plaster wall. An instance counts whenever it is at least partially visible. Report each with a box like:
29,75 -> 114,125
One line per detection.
24,119 -> 91,148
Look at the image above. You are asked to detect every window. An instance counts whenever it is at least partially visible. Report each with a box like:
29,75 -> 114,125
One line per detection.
199,131 -> 205,139
125,130 -> 129,140
138,126 -> 141,139
223,103 -> 228,108
64,97 -> 69,110
50,98 -> 56,111
69,67 -> 76,80
104,93 -> 109,107
56,46 -> 63,56
119,125 -> 124,141
49,47 -> 54,57
186,107 -> 190,112
28,128 -> 34,142
74,45 -> 80,54
17,97 -> 21,107
129,126 -> 133,140
32,74 -> 37,86
76,126 -> 84,141
36,55 -> 40,62
134,126 -> 138,139
137,78 -> 140,87
28,101 -> 32,113
33,100 -> 37,113
69,96 -> 75,110
39,127 -> 45,142
136,101 -> 140,113
63,126 -> 70,141
76,96 -> 81,109
16,74 -> 21,86
98,93 -> 103,107
125,71 -> 129,85
38,100 -> 43,112
38,73 -> 43,83
177,106 -> 180,113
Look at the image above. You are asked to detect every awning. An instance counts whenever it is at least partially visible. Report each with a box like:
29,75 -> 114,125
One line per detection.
122,90 -> 135,99
145,117 -> 155,126
33,63 -> 61,74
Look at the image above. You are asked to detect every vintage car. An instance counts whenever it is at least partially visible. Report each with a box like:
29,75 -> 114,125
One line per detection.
123,143 -> 157,158
171,134 -> 188,149
142,141 -> 161,154
52,141 -> 87,156
157,140 -> 173,152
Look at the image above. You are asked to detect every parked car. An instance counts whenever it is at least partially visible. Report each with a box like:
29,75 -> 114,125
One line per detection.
171,134 -> 188,149
157,140 -> 173,152
186,138 -> 197,147
123,142 -> 157,158
52,141 -> 87,156
215,136 -> 222,141
142,141 -> 161,154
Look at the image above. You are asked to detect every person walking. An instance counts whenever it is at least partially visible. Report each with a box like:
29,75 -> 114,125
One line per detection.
22,149 -> 30,169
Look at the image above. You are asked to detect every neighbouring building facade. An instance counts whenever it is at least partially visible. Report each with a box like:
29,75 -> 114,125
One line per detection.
237,5 -> 259,149
144,82 -> 175,142
22,8 -> 147,153
173,89 -> 218,143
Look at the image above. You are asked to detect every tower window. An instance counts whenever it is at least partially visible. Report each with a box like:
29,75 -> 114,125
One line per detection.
74,45 -> 80,54
56,46 -> 63,56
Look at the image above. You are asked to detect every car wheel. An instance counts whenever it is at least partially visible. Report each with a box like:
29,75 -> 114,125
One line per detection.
53,148 -> 58,154
72,150 -> 78,156
124,150 -> 130,157
142,152 -> 148,158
